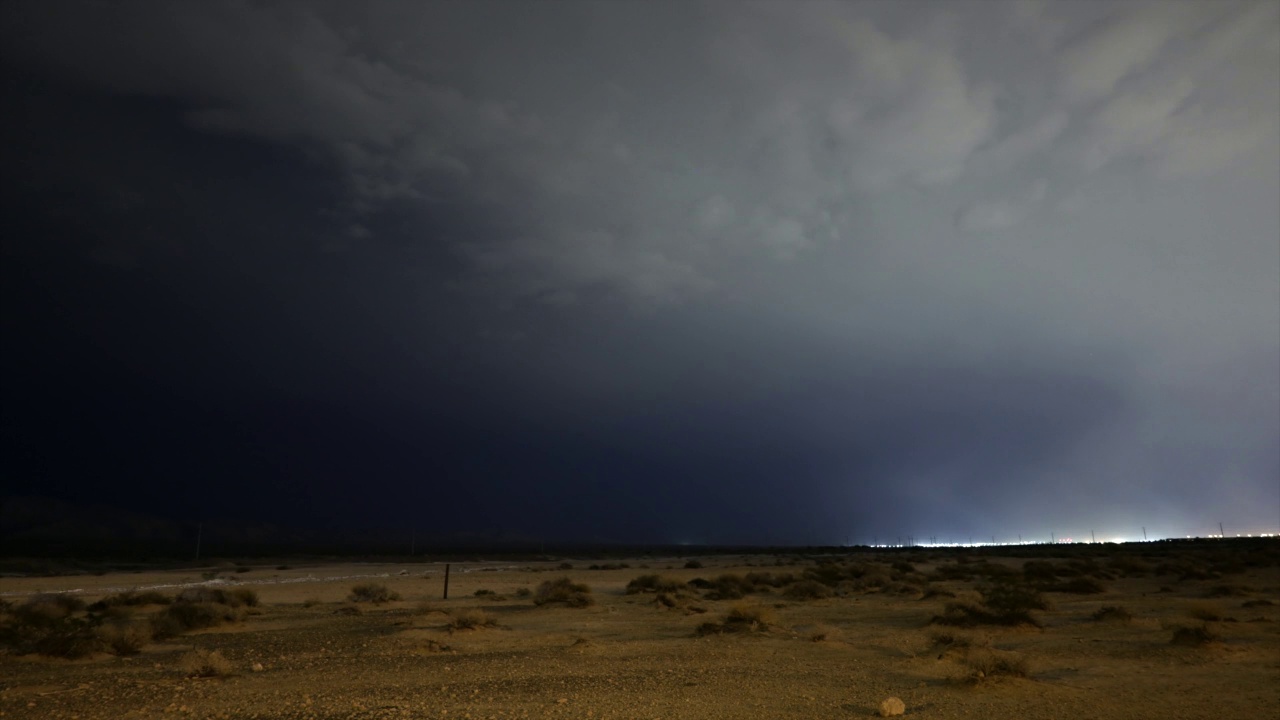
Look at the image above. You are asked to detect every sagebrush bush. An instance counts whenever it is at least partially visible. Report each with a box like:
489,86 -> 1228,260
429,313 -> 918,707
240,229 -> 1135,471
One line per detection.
783,580 -> 833,600
964,648 -> 1030,681
88,590 -> 171,611
1022,560 -> 1059,581
348,583 -> 400,604
534,577 -> 593,607
625,574 -> 686,595
684,560 -> 703,569
176,587 -> 259,608
1090,606 -> 1133,623
1043,577 -> 1106,594
704,573 -> 757,600
1170,624 -> 1218,647
95,618 -> 152,655
808,623 -> 841,642
153,601 -> 243,638
449,609 -> 498,630
696,603 -> 774,635
932,585 -> 1048,628
1186,603 -> 1223,622
0,594 -> 109,659
178,648 -> 234,677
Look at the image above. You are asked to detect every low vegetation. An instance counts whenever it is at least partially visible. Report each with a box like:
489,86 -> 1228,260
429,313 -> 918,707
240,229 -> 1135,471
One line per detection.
696,603 -> 774,635
177,648 -> 235,677
448,609 -> 498,630
534,577 -> 593,607
963,647 -> 1031,682
625,574 -> 686,595
932,584 -> 1049,628
1091,605 -> 1133,622
1170,623 -> 1219,647
348,583 -> 400,604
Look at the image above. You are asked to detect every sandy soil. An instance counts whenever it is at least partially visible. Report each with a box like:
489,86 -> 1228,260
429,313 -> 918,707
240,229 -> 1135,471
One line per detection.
1,549 -> 1277,719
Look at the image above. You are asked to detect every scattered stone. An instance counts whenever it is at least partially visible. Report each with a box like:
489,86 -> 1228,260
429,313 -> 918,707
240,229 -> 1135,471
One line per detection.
251,662 -> 264,672
878,696 -> 905,717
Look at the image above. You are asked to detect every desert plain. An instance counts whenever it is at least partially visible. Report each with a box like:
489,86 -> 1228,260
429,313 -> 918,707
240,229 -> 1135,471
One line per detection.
1,541 -> 1278,719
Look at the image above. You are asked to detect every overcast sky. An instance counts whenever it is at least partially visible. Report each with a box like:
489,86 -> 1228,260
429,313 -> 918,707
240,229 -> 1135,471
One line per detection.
2,0 -> 1277,544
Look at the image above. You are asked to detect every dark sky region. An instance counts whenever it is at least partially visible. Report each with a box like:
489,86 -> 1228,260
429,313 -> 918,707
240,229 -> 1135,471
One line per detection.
1,1 -> 1277,546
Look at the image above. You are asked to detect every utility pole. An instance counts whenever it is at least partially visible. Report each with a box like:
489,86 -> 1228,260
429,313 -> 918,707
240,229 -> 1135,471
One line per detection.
1051,532 -> 1056,544
1091,529 -> 1096,544
1142,527 -> 1147,541
1219,522 -> 1225,538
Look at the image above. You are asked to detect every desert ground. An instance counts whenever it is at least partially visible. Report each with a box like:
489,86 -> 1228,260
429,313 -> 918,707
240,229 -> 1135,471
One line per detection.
1,542 -> 1278,719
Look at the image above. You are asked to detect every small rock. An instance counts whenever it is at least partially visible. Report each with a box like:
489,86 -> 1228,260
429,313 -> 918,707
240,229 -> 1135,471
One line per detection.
557,698 -> 568,705
878,696 -> 905,717
251,663 -> 264,672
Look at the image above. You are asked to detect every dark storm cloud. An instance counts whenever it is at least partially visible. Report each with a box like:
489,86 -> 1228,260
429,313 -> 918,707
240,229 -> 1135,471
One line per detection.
2,1 -> 1277,541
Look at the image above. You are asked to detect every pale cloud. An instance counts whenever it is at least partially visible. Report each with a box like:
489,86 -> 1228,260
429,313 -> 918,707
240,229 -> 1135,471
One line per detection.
955,179 -> 1049,233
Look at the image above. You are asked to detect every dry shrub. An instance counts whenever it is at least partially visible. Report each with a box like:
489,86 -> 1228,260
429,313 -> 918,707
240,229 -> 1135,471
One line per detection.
809,623 -> 841,642
964,648 -> 1030,681
625,574 -> 686,595
153,601 -> 244,638
1106,556 -> 1151,577
95,619 -> 152,655
745,572 -> 796,588
929,630 -> 975,652
0,594 -> 107,659
302,598 -> 321,608
1241,599 -> 1274,608
178,648 -> 234,677
1186,603 -> 1223,622
1043,577 -> 1106,594
1205,585 -> 1253,598
514,587 -> 532,598
348,583 -> 400,604
696,603 -> 774,635
88,590 -> 171,611
783,580 -> 833,600
936,583 -> 1050,627
1170,624 -> 1219,647
704,573 -> 758,600
1090,606 -> 1133,623
534,577 -> 593,607
448,609 -> 497,630
172,587 -> 259,610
